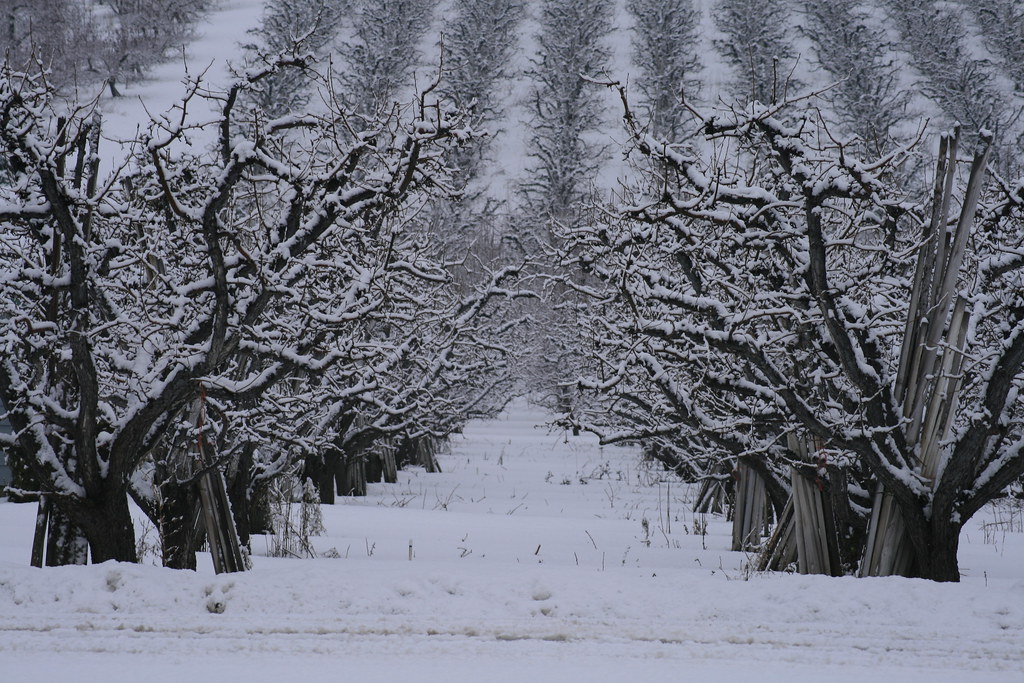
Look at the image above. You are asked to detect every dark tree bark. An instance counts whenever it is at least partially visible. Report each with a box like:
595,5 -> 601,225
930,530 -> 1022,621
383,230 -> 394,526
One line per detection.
365,453 -> 384,484
70,491 -> 139,564
828,466 -> 866,572
158,477 -> 199,571
310,450 -> 336,505
226,446 -> 255,549
44,504 -> 88,566
247,477 -> 274,536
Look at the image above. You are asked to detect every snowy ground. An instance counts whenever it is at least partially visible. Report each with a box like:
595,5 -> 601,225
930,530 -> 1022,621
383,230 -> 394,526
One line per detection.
94,0 -> 266,172
2,402 -> 1024,682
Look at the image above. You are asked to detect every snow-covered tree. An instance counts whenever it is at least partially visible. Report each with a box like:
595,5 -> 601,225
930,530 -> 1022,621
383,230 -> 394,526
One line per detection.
441,0 -> 523,135
242,0 -> 346,117
283,259 -> 533,505
888,1 -> 1005,139
520,0 -> 613,232
336,0 -> 438,118
713,0 -> 802,105
516,0 -> 614,414
626,0 -> 702,139
801,0 -> 909,156
91,0 -> 212,96
440,0 -> 523,182
432,0 -> 524,261
966,1 -> 1024,97
563,91 -> 1024,582
0,0 -> 211,96
0,0 -> 86,84
0,51 -> 470,564
150,227 -> 532,564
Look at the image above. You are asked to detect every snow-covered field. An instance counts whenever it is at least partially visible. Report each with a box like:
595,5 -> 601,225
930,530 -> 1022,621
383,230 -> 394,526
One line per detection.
2,402 -> 1023,682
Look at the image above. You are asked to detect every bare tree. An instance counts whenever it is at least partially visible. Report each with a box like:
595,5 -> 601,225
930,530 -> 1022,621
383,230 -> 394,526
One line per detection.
336,0 -> 439,118
626,0 -> 702,139
966,1 -> 1024,116
0,0 -> 98,88
563,90 -> 1024,581
515,0 -> 614,417
887,0 -> 1005,138
0,0 -> 211,96
0,50 -> 469,564
432,0 -> 524,262
520,0 -> 613,230
713,0 -> 802,105
801,0 -> 910,156
242,0 -> 347,116
91,0 -> 213,96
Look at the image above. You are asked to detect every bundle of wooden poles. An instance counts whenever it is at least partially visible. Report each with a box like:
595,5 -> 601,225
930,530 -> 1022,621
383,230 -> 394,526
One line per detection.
860,132 -> 988,576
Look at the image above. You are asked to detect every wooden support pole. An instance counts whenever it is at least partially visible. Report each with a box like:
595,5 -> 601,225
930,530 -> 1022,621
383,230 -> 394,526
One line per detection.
30,496 -> 48,568
732,464 -> 767,552
197,469 -> 246,574
790,467 -> 843,577
193,388 -> 247,575
861,134 -> 990,578
757,497 -> 796,571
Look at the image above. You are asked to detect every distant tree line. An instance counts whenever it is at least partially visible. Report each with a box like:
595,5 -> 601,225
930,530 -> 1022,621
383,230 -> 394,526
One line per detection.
0,0 -> 211,96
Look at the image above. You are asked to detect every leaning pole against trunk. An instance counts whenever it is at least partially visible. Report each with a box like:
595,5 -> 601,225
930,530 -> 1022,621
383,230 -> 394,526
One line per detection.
757,434 -> 844,576
731,463 -> 770,551
860,132 -> 986,577
194,390 -> 247,575
788,435 -> 843,576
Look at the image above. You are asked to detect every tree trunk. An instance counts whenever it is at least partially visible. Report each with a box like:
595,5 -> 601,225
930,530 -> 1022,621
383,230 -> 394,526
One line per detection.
45,503 -> 89,566
381,443 -> 398,484
158,478 -> 199,570
828,466 -> 865,572
247,477 -> 274,536
33,488 -> 137,566
334,459 -> 347,496
226,448 -> 253,549
919,536 -> 961,582
308,450 -> 337,504
318,465 -> 336,505
365,453 -> 383,483
909,519 -> 962,582
154,434 -> 202,570
340,459 -> 367,497
79,492 -> 138,563
30,497 -> 48,566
